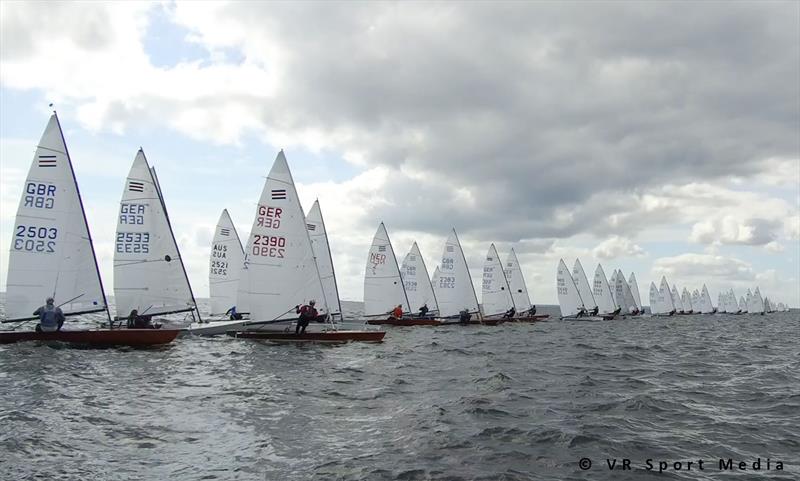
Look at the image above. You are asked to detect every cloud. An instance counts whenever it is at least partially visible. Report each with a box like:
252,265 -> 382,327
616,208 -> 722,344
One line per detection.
652,253 -> 754,281
689,216 -> 783,246
592,236 -> 645,259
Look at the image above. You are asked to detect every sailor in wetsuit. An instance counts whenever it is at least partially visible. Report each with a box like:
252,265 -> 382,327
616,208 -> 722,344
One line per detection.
503,306 -> 516,319
295,300 -> 317,335
418,304 -> 429,318
459,309 -> 471,324
33,297 -> 65,332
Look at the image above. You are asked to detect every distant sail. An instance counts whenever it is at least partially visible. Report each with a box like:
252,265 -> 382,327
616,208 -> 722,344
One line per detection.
482,244 -> 515,317
306,200 -> 342,318
592,264 -> 616,315
5,113 -> 108,321
504,248 -> 532,312
209,209 -> 245,315
682,288 -> 693,313
671,284 -> 684,313
436,229 -> 480,317
628,272 -> 642,310
401,242 -> 439,314
699,285 -> 714,313
659,277 -> 675,314
114,150 -> 197,319
572,259 -> 597,310
648,282 -> 659,314
364,223 -> 410,316
557,259 -> 585,317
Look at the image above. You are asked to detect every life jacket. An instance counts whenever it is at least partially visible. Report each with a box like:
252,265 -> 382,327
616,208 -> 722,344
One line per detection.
299,305 -> 318,320
392,307 -> 403,318
39,305 -> 59,331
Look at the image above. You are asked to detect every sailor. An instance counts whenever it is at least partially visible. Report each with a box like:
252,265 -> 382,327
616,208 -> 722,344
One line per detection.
503,306 -> 516,318
459,309 -> 471,324
576,307 -> 587,318
33,297 -> 65,332
418,303 -> 429,318
295,300 -> 317,335
527,305 -> 537,316
590,306 -> 599,316
390,304 -> 403,320
225,306 -> 243,320
127,309 -> 156,329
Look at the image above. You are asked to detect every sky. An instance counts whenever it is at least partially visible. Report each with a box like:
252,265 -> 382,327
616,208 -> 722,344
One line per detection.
1,1 -> 798,307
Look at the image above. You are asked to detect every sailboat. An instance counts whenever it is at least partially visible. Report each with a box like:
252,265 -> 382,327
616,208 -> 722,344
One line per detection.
650,277 -> 675,316
557,259 -> 602,320
572,259 -> 597,314
749,287 -> 765,315
435,229 -> 489,325
681,287 -> 694,314
364,223 -> 435,326
189,209 -> 251,335
503,248 -> 548,321
399,241 -> 441,323
114,150 -> 200,325
671,284 -> 685,314
628,273 -> 643,313
614,272 -> 640,315
306,200 -> 343,320
592,264 -> 618,319
228,151 -> 384,342
481,244 -> 515,319
1,114 -> 178,345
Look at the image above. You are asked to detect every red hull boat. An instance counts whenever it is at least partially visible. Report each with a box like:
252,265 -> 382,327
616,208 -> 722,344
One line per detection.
227,330 -> 386,343
0,329 -> 181,346
505,315 -> 551,323
366,318 -> 440,326
438,319 -> 503,326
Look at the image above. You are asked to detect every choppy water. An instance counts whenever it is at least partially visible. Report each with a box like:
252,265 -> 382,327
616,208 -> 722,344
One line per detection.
1,299 -> 798,480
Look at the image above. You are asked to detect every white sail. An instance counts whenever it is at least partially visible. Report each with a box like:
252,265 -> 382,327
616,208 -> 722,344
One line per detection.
739,296 -> 747,312
482,244 -> 515,317
5,113 -> 108,321
239,151 -> 325,321
401,242 -> 439,314
628,272 -> 642,310
572,259 -> 597,310
648,282 -> 659,314
209,209 -> 244,315
364,222 -> 410,317
113,150 -> 196,319
699,284 -> 714,313
306,200 -> 342,318
692,289 -> 701,312
592,264 -> 616,315
671,285 -> 684,313
504,248 -> 532,312
659,277 -> 675,314
752,287 -> 764,313
431,265 -> 441,303
681,288 -> 693,313
717,293 -> 726,313
613,271 -> 637,314
557,258 -> 585,317
436,229 -> 480,317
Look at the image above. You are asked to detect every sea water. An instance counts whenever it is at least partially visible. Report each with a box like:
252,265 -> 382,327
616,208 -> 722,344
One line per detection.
1,298 -> 798,480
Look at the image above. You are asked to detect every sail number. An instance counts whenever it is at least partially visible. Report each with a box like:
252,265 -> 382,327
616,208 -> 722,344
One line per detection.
24,182 -> 56,209
116,232 -> 150,253
13,225 -> 57,252
558,287 -> 569,295
257,205 -> 281,229
404,280 -> 418,291
439,276 -> 455,289
441,258 -> 454,271
119,203 -> 145,224
210,260 -> 228,275
252,235 -> 285,257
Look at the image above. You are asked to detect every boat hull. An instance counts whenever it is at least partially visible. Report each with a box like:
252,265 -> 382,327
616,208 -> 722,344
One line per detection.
227,330 -> 386,343
438,319 -> 502,326
366,318 -> 440,326
187,319 -> 249,336
0,329 -> 180,346
505,315 -> 550,322
560,316 -> 605,321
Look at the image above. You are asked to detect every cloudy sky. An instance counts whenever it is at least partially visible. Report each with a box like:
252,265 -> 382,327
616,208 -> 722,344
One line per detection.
1,1 -> 798,308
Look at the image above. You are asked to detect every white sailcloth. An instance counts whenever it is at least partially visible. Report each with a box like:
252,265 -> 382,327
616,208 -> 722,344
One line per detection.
671,285 -> 684,313
239,151 -> 326,321
592,264 -> 616,315
364,223 -> 410,316
751,287 -> 765,313
401,242 -> 439,314
209,209 -> 244,315
5,113 -> 108,321
481,244 -> 515,317
436,229 -> 480,317
648,282 -> 659,313
306,200 -> 342,318
113,149 -> 196,318
682,288 -> 693,313
699,285 -> 714,313
628,272 -> 642,310
614,273 -> 638,314
431,265 -> 442,303
504,248 -> 532,312
557,258 -> 585,317
572,259 -> 597,310
659,277 -> 675,314
739,296 -> 747,313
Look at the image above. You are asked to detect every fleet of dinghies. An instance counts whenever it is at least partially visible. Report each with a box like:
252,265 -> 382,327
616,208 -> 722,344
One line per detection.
0,114 -> 791,345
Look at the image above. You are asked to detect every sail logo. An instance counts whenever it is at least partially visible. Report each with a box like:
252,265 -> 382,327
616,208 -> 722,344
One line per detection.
378,245 -> 386,252
220,228 -> 230,236
37,155 -> 57,167
307,223 -> 316,231
271,189 -> 287,200
128,181 -> 145,192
